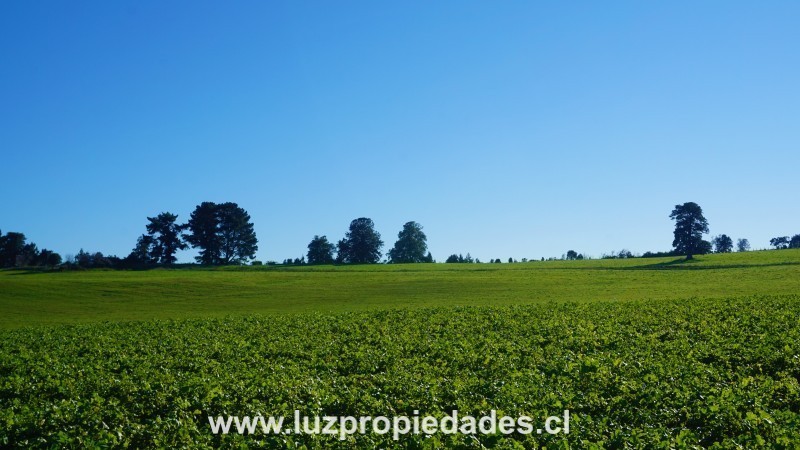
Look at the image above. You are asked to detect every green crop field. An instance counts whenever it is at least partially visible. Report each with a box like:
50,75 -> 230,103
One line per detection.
1,250 -> 800,448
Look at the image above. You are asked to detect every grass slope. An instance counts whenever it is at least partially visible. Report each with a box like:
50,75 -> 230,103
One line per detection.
1,250 -> 799,447
1,250 -> 800,328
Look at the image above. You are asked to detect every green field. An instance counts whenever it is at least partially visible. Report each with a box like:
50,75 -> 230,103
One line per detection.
2,249 -> 800,328
1,251 -> 800,448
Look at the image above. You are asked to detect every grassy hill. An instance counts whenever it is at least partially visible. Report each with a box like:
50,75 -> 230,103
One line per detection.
1,249 -> 799,328
1,250 -> 799,448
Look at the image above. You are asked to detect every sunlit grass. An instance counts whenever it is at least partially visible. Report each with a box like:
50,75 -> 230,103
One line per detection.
2,249 -> 799,328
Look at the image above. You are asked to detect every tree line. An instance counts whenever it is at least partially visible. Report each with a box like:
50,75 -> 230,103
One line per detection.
301,218 -> 432,265
1,201 -> 798,269
769,235 -> 800,250
129,202 -> 258,266
666,201 -> 799,259
0,202 -> 258,269
0,230 -> 61,267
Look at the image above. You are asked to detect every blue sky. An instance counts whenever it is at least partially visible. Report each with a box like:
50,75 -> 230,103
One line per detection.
2,1 -> 798,262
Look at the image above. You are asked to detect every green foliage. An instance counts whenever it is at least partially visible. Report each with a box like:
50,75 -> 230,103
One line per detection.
34,249 -> 62,267
387,221 -> 428,263
185,202 -> 220,265
185,202 -> 258,265
1,296 -> 798,448
0,230 -> 97,268
771,237 -> 790,250
73,249 -> 116,268
216,202 -> 258,264
0,232 -> 26,267
712,234 -> 734,253
737,238 -> 750,252
128,234 -> 158,265
337,218 -> 383,264
445,253 -> 474,263
307,235 -> 335,265
145,212 -> 187,265
670,202 -> 710,258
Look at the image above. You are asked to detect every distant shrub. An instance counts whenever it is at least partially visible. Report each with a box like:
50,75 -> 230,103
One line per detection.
770,236 -> 790,250
445,253 -> 475,263
602,249 -> 635,259
737,239 -> 750,252
641,250 -> 681,258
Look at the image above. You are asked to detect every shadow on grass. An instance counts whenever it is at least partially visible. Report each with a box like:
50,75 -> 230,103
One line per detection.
5,258 -> 800,275
643,257 -> 699,268
3,267 -> 157,275
621,258 -> 800,270
2,267 -> 65,276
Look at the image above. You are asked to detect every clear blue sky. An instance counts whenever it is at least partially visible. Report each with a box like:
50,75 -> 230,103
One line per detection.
2,1 -> 798,262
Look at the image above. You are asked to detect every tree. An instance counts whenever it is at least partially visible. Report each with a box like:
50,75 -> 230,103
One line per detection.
38,249 -> 62,267
18,242 -> 38,266
337,218 -> 383,264
770,236 -> 790,250
736,238 -> 750,252
91,252 -> 114,268
387,221 -> 428,263
185,202 -> 258,265
75,249 -> 92,268
185,202 -> 220,265
146,212 -> 187,264
335,239 -> 348,264
790,234 -> 800,249
711,234 -> 733,253
128,234 -> 157,265
216,202 -> 258,264
0,232 -> 26,267
670,202 -> 710,259
566,250 -> 578,260
445,254 -> 460,263
71,249 -> 115,268
0,235 -> 37,266
307,235 -> 335,265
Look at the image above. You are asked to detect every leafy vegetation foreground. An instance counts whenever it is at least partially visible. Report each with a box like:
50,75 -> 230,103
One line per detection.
1,296 -> 798,448
1,251 -> 799,447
